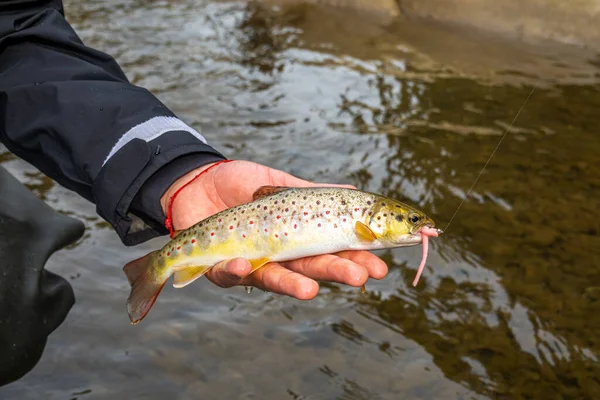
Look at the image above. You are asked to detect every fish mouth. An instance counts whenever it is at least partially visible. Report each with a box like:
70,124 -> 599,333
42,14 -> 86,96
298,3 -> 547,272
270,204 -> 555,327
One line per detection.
410,222 -> 435,235
410,223 -> 443,242
393,224 -> 442,246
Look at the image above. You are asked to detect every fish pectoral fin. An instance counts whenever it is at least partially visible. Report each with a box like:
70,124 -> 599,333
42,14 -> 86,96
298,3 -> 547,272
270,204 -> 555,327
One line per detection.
355,221 -> 377,242
173,265 -> 212,289
249,257 -> 271,274
252,186 -> 291,201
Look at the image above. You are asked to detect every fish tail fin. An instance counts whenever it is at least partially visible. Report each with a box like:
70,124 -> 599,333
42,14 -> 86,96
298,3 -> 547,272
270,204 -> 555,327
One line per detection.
123,250 -> 168,325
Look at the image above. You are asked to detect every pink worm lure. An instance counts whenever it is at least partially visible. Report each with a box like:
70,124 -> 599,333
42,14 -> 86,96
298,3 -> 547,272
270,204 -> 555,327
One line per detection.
413,226 -> 441,287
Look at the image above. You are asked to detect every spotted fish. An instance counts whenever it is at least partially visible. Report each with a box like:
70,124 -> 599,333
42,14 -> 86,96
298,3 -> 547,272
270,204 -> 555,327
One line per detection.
123,186 -> 441,324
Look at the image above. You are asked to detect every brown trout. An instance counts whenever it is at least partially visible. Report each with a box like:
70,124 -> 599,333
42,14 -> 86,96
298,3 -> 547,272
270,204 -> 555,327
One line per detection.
124,186 -> 441,324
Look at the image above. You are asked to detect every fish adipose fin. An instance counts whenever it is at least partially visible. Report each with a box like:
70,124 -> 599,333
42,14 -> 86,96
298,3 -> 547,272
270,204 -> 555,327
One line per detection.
173,265 -> 212,289
123,250 -> 168,325
355,221 -> 377,242
252,186 -> 291,201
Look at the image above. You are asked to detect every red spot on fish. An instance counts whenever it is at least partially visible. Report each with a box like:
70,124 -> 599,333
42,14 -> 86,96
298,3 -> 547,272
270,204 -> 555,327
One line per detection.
354,208 -> 359,211
326,211 -> 330,214
211,232 -> 215,236
294,224 -> 298,229
243,234 -> 246,238
177,246 -> 181,250
334,224 -> 338,228
191,239 -> 196,244
167,252 -> 171,256
264,206 -> 268,210
275,234 -> 279,238
265,228 -> 268,232
304,212 -> 308,216
277,215 -> 281,219
317,223 -> 321,227
218,218 -> 222,222
343,218 -> 347,222
249,220 -> 254,224
292,201 -> 296,205
285,232 -> 288,236
229,225 -> 234,230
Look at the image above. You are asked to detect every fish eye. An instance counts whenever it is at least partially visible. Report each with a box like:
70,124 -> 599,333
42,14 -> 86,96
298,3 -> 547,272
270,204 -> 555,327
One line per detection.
409,214 -> 420,224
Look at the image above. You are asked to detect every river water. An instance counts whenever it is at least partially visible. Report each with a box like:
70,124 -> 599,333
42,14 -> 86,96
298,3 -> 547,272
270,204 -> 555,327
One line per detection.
2,0 -> 600,399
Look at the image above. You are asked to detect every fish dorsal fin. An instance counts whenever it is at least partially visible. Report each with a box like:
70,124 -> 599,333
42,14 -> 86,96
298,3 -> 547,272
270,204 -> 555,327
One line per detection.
355,221 -> 377,242
252,185 -> 292,201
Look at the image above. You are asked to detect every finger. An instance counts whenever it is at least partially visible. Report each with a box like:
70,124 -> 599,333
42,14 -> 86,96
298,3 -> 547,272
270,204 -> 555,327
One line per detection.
205,258 -> 252,288
332,250 -> 389,280
239,263 -> 320,300
282,254 -> 369,287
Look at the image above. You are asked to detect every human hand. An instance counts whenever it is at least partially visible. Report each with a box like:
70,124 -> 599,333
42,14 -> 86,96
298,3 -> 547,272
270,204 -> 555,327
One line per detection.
160,160 -> 388,299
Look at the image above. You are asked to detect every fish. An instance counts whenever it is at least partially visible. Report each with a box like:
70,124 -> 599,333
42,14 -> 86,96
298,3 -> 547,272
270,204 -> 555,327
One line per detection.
123,186 -> 441,324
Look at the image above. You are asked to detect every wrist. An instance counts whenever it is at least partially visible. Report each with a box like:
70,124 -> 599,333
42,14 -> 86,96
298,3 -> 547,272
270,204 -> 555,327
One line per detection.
160,161 -> 218,216
161,159 -> 234,233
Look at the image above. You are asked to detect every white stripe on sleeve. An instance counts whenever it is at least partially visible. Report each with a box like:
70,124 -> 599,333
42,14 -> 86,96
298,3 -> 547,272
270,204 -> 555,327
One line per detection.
101,116 -> 207,167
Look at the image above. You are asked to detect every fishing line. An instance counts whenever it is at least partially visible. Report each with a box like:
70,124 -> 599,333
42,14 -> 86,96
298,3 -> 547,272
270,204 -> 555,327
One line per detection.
443,79 -> 539,233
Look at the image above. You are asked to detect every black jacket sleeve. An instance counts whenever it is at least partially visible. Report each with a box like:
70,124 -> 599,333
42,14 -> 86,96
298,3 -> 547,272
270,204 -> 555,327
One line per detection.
0,0 -> 226,246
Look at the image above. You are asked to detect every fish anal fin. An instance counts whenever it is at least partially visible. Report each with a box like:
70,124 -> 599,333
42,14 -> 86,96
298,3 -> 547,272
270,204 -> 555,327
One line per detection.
355,221 -> 377,242
252,186 -> 291,201
249,257 -> 271,273
173,265 -> 212,289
